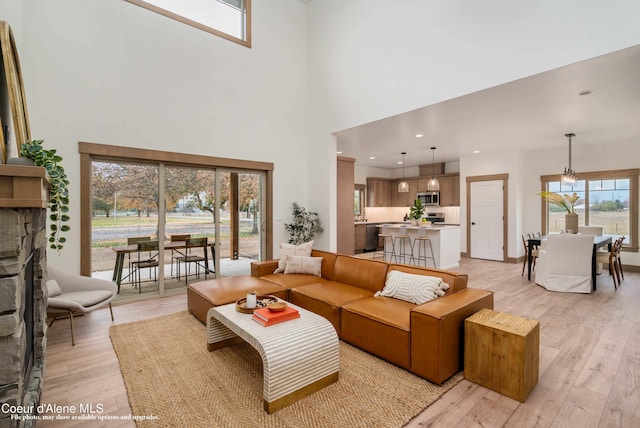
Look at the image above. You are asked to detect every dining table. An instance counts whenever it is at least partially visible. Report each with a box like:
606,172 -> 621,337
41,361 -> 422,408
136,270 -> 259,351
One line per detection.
527,234 -> 612,290
111,240 -> 216,292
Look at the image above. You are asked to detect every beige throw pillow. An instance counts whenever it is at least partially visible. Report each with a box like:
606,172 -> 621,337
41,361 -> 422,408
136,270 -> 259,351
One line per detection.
284,256 -> 323,276
274,241 -> 313,273
375,270 -> 450,305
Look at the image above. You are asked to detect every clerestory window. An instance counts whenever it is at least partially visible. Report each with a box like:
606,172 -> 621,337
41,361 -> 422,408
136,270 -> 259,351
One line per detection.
125,0 -> 251,47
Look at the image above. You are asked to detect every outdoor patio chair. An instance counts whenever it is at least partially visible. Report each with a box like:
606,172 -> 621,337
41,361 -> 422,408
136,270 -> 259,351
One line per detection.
176,237 -> 209,284
131,240 -> 159,291
170,233 -> 191,277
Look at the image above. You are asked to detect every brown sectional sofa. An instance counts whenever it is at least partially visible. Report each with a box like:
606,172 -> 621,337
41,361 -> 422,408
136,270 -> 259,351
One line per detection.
187,249 -> 493,384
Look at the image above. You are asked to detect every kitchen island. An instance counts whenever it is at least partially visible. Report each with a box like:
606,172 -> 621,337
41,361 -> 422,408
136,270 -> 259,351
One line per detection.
379,224 -> 461,269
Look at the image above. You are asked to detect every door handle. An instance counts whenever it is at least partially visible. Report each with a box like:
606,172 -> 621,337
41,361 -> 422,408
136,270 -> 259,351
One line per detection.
471,222 -> 476,225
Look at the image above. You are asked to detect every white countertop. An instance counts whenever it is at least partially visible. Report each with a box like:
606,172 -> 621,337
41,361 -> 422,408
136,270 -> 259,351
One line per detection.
379,223 -> 460,230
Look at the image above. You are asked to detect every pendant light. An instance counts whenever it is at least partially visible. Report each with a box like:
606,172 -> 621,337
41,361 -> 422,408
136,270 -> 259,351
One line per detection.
398,152 -> 409,192
561,133 -> 577,184
427,147 -> 440,191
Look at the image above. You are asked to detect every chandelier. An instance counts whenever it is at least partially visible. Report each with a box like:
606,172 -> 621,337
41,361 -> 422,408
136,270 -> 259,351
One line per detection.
561,133 -> 577,184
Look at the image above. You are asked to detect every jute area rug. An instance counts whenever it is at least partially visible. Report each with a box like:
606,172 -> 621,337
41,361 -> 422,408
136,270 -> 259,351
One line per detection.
109,311 -> 462,428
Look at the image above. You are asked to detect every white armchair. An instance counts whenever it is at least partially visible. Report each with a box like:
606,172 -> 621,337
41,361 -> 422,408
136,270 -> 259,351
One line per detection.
535,234 -> 593,293
47,266 -> 117,345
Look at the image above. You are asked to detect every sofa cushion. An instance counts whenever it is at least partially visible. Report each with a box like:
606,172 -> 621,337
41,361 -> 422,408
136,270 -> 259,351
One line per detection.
341,297 -> 413,369
342,295 -> 414,331
291,281 -> 375,308
274,241 -> 313,273
310,249 -> 338,280
187,276 -> 288,324
376,270 -> 449,305
332,256 -> 388,292
284,255 -> 323,276
260,273 -> 328,289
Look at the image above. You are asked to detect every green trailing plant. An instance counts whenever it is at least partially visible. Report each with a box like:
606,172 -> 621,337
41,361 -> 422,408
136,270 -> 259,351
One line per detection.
284,202 -> 323,245
409,197 -> 425,220
20,139 -> 70,252
538,191 -> 579,214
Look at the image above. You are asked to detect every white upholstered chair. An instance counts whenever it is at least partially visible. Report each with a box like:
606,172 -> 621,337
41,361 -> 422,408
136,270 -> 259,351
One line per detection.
535,234 -> 594,293
46,266 -> 117,345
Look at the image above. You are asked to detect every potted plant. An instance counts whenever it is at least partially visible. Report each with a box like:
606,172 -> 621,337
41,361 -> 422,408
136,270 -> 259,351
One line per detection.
284,202 -> 323,244
19,139 -> 70,251
409,198 -> 425,226
538,191 -> 579,233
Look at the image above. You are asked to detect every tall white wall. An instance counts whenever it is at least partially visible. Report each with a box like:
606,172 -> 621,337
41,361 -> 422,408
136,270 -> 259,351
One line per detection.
1,0 -> 312,269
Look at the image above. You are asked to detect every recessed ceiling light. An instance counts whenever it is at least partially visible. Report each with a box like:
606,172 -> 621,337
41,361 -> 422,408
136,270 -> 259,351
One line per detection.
397,161 -> 403,164
473,150 -> 480,154
415,134 -> 424,138
369,156 -> 375,160
337,151 -> 342,154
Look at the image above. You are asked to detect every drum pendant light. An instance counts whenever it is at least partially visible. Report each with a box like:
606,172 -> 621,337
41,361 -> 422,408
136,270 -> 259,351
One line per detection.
561,133 -> 577,184
398,152 -> 409,192
427,147 -> 440,191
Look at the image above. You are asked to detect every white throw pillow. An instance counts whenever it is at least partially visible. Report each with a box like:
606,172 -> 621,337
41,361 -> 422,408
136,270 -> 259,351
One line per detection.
274,241 -> 313,273
284,256 -> 323,276
46,279 -> 62,297
375,270 -> 450,305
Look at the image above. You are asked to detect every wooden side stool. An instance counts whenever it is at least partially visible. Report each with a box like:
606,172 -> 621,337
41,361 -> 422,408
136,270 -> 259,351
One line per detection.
464,308 -> 539,402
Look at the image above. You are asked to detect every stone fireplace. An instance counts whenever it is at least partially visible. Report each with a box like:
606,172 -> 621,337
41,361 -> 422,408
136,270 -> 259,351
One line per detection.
0,165 -> 49,427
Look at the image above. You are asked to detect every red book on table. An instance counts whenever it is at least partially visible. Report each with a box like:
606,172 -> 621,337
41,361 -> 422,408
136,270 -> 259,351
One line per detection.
252,306 -> 300,326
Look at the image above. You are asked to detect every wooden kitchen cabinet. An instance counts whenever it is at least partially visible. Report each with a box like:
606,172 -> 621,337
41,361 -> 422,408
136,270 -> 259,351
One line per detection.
354,224 -> 366,253
366,178 -> 391,207
393,178 -> 418,207
417,178 -> 430,193
439,175 -> 460,206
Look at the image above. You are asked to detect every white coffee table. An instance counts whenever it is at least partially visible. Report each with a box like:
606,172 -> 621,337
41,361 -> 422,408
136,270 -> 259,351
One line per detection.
206,301 -> 340,413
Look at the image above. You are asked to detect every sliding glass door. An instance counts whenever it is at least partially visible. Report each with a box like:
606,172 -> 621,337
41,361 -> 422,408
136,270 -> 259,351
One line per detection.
90,158 -> 265,301
215,170 -> 264,277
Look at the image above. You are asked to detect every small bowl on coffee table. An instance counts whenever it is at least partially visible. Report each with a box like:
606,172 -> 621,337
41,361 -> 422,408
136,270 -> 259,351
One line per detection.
267,301 -> 287,312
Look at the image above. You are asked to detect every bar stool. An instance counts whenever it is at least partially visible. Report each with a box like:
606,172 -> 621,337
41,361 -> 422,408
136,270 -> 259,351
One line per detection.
376,225 -> 394,262
392,226 -> 412,264
412,232 -> 436,268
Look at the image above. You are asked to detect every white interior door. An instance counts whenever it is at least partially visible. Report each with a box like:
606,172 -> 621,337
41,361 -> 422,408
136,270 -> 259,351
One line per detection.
470,180 -> 504,261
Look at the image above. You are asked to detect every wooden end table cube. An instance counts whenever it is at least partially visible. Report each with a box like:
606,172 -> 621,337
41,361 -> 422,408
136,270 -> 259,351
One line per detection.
464,308 -> 539,402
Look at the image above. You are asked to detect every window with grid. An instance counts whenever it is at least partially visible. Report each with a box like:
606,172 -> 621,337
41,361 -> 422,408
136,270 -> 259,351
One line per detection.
541,169 -> 638,250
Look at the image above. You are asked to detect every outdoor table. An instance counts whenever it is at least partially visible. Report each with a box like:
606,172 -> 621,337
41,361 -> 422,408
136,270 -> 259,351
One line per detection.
111,240 -> 215,292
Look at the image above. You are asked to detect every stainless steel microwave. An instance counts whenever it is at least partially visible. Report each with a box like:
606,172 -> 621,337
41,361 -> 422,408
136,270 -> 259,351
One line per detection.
417,192 -> 440,206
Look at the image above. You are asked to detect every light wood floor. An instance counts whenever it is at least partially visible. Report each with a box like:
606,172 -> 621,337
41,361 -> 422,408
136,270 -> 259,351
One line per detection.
40,258 -> 640,427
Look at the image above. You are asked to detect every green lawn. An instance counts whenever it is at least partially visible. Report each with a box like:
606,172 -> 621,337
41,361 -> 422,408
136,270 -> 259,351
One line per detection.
91,215 -> 217,227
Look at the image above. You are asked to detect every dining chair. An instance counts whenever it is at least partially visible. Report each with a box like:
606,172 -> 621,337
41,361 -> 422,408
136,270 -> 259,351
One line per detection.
596,238 -> 622,290
176,237 -> 209,284
617,236 -> 625,280
131,240 -> 159,291
578,226 -> 603,236
126,236 -> 151,283
535,234 -> 593,293
170,233 -> 191,277
521,233 -> 538,276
